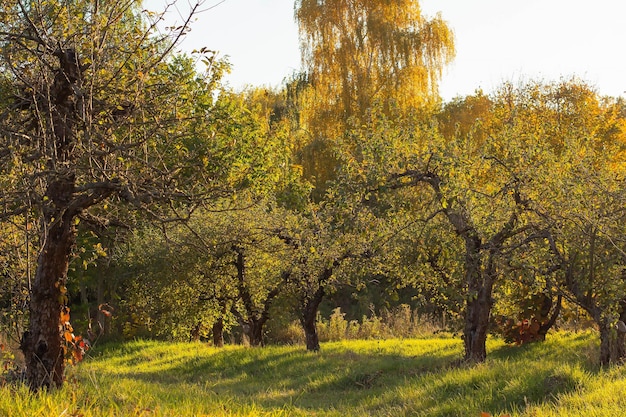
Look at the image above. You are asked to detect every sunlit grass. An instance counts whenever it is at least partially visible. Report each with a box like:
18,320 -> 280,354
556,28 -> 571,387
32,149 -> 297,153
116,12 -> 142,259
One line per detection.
1,331 -> 624,416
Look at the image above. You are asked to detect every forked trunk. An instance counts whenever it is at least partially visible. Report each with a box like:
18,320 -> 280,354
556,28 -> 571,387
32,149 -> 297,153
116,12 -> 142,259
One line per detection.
536,294 -> 563,341
232,246 -> 277,347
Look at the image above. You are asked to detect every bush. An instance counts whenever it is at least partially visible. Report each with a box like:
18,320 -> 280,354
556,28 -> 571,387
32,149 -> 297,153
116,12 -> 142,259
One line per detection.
266,320 -> 305,345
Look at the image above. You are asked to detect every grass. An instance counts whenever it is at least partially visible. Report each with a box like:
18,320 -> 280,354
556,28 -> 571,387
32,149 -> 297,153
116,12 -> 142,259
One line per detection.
1,331 -> 625,416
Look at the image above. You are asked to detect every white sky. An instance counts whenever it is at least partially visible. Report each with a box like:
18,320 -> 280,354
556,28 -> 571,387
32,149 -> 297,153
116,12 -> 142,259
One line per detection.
147,0 -> 626,101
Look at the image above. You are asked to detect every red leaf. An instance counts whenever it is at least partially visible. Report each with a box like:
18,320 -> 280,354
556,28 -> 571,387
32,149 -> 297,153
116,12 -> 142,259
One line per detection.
72,349 -> 84,363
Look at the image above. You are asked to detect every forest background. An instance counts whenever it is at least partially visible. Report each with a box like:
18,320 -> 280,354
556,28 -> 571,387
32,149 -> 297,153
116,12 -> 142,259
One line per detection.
0,0 -> 625,391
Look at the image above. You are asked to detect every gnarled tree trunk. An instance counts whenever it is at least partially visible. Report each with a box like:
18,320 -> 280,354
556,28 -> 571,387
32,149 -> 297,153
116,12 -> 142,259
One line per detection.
393,171 -> 528,363
598,319 -> 625,366
300,286 -> 325,352
597,305 -> 626,366
462,236 -> 491,362
20,47 -> 83,390
536,294 -> 563,341
21,178 -> 77,389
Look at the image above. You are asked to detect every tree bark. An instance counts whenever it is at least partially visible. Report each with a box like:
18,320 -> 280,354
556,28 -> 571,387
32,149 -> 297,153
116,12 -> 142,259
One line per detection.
212,317 -> 224,347
247,319 -> 265,347
463,289 -> 491,362
599,319 -> 620,366
300,286 -> 325,352
21,182 -> 76,389
19,47 -> 83,390
190,322 -> 202,342
536,294 -> 562,341
462,236 -> 492,362
598,306 -> 626,366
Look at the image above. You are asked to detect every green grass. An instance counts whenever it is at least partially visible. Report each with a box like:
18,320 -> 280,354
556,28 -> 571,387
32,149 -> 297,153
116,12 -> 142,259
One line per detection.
1,331 -> 625,416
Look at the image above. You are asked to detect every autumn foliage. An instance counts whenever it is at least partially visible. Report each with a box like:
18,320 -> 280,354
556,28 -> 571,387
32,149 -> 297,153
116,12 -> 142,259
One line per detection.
60,307 -> 89,365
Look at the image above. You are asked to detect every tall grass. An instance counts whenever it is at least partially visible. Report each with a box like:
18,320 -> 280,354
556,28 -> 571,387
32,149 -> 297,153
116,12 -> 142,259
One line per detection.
1,331 -> 625,416
270,305 -> 443,344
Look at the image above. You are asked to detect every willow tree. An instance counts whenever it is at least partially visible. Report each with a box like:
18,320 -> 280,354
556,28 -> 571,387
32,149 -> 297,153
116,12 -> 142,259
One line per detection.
294,0 -> 454,195
0,0 -> 231,390
296,0 -> 454,133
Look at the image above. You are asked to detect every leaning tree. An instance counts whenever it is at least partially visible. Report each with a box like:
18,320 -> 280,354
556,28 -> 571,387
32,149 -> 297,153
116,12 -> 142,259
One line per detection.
0,0 -> 233,389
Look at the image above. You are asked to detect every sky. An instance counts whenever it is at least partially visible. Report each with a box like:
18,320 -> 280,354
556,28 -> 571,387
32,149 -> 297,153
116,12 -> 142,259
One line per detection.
147,0 -> 626,101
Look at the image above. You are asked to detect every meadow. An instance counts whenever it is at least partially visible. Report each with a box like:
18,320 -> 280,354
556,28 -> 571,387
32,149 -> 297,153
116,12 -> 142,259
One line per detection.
2,331 -> 626,416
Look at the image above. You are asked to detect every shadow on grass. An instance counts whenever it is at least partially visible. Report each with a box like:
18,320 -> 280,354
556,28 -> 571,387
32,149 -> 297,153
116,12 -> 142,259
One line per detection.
489,330 -> 598,369
412,331 -> 595,417
417,362 -> 583,417
85,332 -> 597,416
88,339 -> 464,413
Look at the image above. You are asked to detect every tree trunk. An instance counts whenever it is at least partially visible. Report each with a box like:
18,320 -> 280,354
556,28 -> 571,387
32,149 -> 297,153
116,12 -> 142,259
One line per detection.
599,319 -> 619,366
96,265 -> 109,336
190,322 -> 202,342
618,302 -> 626,361
21,198 -> 76,390
250,322 -> 263,347
462,237 -> 491,363
617,322 -> 626,362
303,318 -> 320,352
564,249 -> 626,366
536,294 -> 562,341
19,47 -> 83,390
245,319 -> 265,347
212,318 -> 224,347
598,310 -> 626,366
300,286 -> 325,352
231,246 -> 278,347
463,286 -> 491,362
